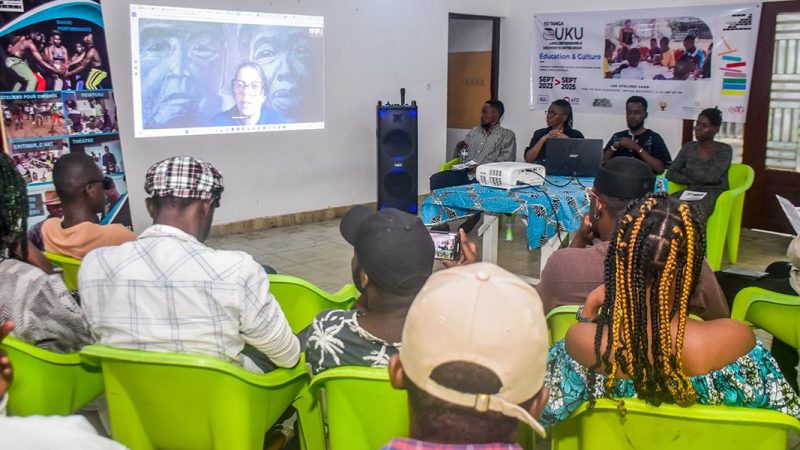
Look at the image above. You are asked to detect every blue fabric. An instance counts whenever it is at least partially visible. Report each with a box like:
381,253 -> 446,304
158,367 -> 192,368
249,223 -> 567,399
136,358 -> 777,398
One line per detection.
541,339 -> 800,426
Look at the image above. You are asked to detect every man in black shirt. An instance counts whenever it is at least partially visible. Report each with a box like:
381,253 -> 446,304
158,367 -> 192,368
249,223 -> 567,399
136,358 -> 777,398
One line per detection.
602,95 -> 670,174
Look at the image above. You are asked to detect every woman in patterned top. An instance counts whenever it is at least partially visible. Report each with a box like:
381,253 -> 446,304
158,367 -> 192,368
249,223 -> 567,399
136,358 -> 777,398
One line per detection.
0,152 -> 92,353
541,193 -> 800,425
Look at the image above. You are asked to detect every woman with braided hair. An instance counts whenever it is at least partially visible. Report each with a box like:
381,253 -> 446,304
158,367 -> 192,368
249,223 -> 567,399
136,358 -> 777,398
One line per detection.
540,193 -> 800,425
0,152 -> 92,353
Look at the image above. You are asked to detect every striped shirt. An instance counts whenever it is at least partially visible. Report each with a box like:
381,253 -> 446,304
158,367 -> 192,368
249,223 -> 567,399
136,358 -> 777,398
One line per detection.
78,224 -> 300,373
462,124 -> 517,165
382,438 -> 522,450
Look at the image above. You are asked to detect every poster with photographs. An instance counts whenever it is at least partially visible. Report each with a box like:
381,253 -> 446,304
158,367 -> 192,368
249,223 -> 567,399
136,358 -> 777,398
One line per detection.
0,0 -> 132,233
531,4 -> 760,121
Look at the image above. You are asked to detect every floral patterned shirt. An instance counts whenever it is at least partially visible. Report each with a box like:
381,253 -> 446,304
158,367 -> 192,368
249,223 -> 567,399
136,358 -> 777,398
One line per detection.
301,309 -> 400,375
542,339 -> 800,426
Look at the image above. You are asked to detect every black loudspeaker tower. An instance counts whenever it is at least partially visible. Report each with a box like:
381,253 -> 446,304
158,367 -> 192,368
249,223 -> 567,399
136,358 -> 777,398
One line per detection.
376,101 -> 418,214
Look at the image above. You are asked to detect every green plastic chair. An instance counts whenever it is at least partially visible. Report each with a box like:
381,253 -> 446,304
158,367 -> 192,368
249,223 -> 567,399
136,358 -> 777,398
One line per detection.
309,366 -> 408,450
667,163 -> 755,271
80,345 -> 315,450
0,336 -> 103,416
439,157 -> 460,172
551,398 -> 800,450
731,286 -> 800,348
268,274 -> 358,334
43,251 -> 82,291
545,305 -> 579,345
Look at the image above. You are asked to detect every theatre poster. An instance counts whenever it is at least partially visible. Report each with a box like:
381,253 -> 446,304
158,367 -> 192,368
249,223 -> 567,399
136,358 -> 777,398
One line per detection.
0,0 -> 133,232
531,4 -> 761,122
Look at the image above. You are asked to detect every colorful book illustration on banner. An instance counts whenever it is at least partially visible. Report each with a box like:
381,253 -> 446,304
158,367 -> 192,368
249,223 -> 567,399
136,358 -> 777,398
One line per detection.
719,36 -> 748,96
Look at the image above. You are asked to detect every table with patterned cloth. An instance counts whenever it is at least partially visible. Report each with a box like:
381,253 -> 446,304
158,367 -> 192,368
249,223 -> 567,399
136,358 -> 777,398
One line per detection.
422,176 -> 594,250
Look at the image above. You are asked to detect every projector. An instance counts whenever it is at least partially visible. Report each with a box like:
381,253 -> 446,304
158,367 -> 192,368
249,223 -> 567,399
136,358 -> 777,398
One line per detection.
476,162 -> 546,189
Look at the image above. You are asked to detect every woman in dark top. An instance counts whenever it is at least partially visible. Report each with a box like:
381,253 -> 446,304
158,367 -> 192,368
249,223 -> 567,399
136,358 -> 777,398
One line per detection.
524,99 -> 584,163
667,107 -> 732,221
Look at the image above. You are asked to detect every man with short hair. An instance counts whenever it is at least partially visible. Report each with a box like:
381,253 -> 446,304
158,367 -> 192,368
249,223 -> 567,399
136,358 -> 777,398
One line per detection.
65,33 -> 108,90
536,157 -> 729,320
429,99 -> 516,191
602,95 -> 671,174
101,146 -> 116,174
79,156 -> 300,373
43,30 -> 69,90
383,262 -> 549,448
42,153 -> 135,259
5,33 -> 63,91
679,34 -> 704,73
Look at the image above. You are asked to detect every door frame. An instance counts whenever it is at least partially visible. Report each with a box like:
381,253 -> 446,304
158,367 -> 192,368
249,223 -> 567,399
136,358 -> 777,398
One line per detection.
448,13 -> 500,99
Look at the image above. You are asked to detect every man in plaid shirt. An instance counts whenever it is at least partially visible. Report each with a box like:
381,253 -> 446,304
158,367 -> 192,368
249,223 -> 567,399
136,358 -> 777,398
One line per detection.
79,156 -> 300,373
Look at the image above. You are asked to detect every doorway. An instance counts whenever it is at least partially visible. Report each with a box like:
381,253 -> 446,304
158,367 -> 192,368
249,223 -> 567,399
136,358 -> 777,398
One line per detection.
742,2 -> 800,233
445,14 -> 500,159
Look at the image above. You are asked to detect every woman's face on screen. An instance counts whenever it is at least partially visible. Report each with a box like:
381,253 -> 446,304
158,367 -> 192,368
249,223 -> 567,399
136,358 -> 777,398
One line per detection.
232,65 -> 266,118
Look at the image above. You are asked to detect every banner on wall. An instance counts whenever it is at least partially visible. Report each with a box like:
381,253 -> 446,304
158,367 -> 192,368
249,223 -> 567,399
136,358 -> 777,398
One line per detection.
0,0 -> 133,236
530,3 -> 761,122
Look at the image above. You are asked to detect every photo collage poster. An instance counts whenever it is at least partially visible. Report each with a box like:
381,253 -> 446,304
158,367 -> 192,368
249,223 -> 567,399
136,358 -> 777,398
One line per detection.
531,3 -> 760,122
0,0 -> 133,236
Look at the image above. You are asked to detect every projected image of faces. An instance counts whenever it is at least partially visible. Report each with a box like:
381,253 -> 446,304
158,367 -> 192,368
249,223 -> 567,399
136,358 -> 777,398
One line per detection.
244,26 -> 316,122
138,20 -> 225,129
131,5 -> 324,138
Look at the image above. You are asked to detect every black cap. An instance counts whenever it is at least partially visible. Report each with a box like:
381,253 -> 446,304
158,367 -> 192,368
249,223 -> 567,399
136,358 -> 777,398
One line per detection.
594,158 -> 655,200
340,206 -> 435,296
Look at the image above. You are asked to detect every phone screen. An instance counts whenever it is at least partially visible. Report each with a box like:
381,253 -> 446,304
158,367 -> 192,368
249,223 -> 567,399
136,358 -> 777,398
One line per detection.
429,230 -> 461,261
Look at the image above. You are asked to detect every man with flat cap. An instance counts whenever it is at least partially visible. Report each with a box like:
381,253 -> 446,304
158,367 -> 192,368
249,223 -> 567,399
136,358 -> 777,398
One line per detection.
79,156 -> 299,373
536,157 -> 729,320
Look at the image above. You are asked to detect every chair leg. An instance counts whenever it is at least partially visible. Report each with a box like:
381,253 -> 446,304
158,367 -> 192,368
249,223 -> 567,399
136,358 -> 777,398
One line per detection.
293,386 -> 326,450
727,197 -> 746,265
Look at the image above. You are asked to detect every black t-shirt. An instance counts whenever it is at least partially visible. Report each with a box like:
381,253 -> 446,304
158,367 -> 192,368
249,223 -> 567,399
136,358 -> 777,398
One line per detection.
604,129 -> 671,171
525,127 -> 585,163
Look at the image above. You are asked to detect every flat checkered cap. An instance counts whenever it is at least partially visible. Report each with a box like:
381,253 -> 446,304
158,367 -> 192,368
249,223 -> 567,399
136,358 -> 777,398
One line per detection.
145,156 -> 224,200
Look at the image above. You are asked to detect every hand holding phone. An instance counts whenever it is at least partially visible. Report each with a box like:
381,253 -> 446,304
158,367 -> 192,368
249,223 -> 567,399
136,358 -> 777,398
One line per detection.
429,230 -> 462,261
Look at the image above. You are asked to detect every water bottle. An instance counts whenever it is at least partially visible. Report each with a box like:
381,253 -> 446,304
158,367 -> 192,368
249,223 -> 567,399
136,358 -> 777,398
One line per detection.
459,147 -> 469,164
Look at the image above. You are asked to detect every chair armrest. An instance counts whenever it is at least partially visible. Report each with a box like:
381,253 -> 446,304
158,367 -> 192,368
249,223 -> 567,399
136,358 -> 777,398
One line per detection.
731,287 -> 800,322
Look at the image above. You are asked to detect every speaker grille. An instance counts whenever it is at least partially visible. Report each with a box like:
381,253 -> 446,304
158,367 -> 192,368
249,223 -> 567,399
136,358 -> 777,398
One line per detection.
383,170 -> 414,198
381,130 -> 413,159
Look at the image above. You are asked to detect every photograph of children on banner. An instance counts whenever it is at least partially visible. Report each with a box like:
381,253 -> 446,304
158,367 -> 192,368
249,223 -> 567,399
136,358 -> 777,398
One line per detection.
603,17 -> 712,81
10,139 -> 68,184
2,96 -> 66,138
1,21 -> 111,92
63,91 -> 117,135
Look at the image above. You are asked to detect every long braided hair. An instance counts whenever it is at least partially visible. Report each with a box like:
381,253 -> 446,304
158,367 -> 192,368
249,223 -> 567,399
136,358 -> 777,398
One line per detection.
588,193 -> 704,410
0,152 -> 29,261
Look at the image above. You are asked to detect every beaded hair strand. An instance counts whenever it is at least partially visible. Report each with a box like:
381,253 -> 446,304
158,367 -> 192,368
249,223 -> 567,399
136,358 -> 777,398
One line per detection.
588,193 -> 702,410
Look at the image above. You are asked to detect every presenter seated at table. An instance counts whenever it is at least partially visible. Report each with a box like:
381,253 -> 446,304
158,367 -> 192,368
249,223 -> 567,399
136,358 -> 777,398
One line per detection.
541,194 -> 800,426
603,95 -> 671,174
429,99 -> 516,191
524,99 -> 584,164
666,107 -> 732,222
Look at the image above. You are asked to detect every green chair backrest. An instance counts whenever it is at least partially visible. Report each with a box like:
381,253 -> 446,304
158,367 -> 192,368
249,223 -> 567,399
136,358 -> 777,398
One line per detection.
439,157 -> 460,172
0,336 -> 103,416
545,305 -> 579,345
731,286 -> 800,349
309,366 -> 409,450
80,345 -> 309,450
43,251 -> 82,291
268,274 -> 358,334
552,398 -> 800,450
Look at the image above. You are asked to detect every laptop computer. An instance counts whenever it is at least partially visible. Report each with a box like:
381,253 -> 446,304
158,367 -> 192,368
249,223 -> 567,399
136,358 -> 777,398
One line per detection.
544,138 -> 604,177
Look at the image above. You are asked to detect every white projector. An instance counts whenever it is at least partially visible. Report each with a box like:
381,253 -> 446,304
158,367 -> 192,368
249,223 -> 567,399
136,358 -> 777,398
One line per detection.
476,162 -> 546,189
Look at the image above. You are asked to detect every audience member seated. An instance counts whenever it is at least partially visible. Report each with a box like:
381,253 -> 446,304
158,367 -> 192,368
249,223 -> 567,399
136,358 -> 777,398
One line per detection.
0,153 -> 93,353
28,190 -> 62,251
383,263 -> 549,449
523,99 -> 584,164
602,39 -> 616,78
679,34 -> 704,76
301,207 -> 477,375
0,321 -> 127,449
658,37 -> 676,68
603,96 -> 671,174
429,99 -> 516,191
667,107 -> 732,222
79,156 -> 299,373
42,153 -> 135,259
537,158 -> 729,320
619,48 -> 644,80
715,235 -> 800,392
541,194 -> 800,426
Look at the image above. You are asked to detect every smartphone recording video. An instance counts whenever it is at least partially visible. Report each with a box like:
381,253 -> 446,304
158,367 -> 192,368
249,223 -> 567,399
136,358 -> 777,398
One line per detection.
429,230 -> 461,261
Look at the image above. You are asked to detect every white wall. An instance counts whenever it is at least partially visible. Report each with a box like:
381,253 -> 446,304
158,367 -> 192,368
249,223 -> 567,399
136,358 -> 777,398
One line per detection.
497,0 -> 765,162
102,0 -> 509,231
446,18 -> 495,156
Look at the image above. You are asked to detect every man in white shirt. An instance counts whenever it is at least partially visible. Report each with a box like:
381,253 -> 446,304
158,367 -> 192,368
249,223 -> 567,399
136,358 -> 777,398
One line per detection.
79,156 -> 300,373
0,320 -> 127,449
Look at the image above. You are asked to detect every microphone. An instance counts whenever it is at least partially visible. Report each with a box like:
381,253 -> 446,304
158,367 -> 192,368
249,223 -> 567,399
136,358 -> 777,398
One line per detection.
400,88 -> 406,105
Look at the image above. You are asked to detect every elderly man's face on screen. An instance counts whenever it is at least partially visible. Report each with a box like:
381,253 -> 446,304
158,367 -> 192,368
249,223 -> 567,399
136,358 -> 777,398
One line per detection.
139,20 -> 225,128
247,26 -> 312,120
